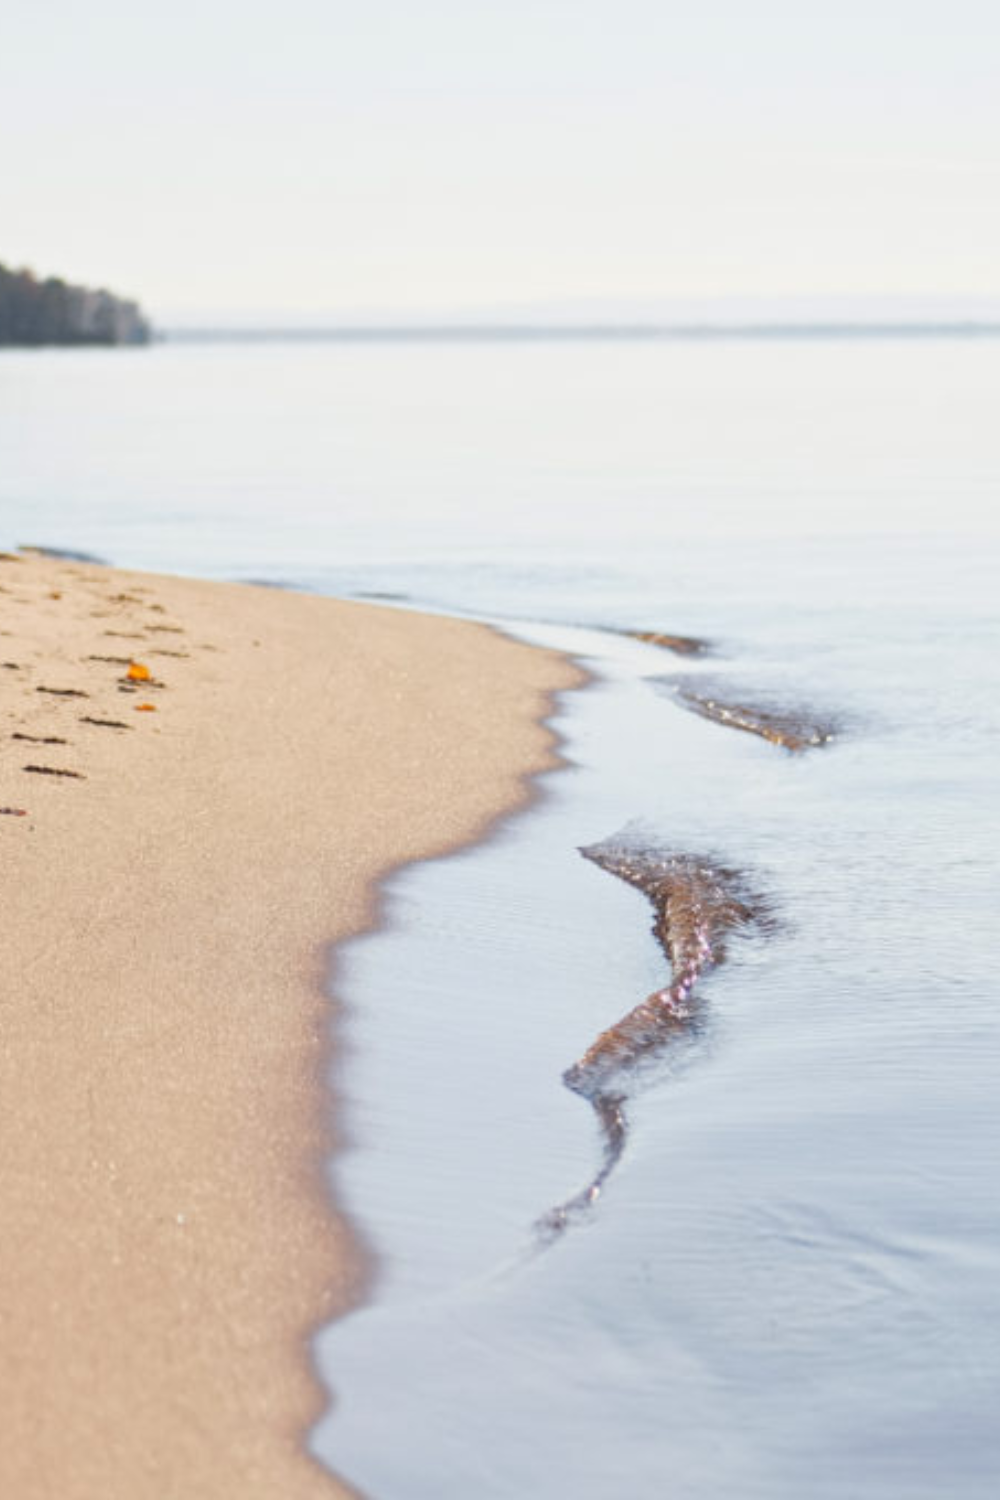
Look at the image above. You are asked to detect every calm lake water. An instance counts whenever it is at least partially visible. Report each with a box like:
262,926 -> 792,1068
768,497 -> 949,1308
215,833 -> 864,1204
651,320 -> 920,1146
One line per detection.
3,335 -> 999,1496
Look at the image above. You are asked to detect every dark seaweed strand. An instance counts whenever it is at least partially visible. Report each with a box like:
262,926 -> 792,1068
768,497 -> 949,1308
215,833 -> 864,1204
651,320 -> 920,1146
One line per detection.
22,764 -> 85,779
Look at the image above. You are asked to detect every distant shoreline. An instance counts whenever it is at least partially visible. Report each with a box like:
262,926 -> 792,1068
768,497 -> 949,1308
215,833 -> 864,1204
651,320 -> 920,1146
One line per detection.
0,259 -> 151,347
158,321 -> 1000,344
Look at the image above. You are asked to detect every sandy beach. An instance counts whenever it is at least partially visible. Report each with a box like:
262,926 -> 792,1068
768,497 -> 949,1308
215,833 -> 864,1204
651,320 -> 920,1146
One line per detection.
0,552 -> 580,1499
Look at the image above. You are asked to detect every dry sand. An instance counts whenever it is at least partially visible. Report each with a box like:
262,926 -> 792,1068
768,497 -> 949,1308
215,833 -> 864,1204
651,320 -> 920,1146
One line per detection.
0,551 -> 581,1499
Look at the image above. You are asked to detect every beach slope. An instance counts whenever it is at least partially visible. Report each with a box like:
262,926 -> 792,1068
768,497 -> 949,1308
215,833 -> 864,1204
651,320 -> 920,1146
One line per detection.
0,553 -> 579,1499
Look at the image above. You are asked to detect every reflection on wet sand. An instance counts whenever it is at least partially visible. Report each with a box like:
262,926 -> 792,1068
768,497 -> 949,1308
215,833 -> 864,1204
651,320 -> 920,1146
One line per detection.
540,834 -> 769,1238
656,675 -> 838,751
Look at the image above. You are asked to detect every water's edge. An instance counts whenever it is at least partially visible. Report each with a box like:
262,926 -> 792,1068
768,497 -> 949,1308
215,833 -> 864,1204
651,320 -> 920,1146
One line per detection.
307,602 -> 1000,1500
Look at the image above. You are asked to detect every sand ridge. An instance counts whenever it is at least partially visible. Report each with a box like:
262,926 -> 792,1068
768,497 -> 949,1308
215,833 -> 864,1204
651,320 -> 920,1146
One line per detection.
0,553 -> 582,1499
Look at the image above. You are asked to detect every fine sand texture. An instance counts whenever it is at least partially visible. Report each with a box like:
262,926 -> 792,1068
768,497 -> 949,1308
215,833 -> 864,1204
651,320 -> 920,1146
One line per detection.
0,552 -> 581,1499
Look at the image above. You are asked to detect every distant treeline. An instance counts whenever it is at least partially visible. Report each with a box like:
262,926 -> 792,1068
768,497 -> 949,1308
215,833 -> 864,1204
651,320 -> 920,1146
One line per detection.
0,261 -> 151,346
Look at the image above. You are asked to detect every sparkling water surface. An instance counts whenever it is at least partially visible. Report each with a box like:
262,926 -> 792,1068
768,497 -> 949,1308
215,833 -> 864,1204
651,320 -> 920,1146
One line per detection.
2,336 -> 998,1496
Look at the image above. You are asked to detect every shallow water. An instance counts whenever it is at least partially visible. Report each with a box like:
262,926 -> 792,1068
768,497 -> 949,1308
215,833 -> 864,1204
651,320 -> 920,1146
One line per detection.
310,609 -> 1000,1498
3,336 -> 999,1494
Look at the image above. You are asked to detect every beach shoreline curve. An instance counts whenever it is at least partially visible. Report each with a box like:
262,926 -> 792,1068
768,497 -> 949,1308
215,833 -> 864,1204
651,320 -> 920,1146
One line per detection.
0,553 -> 583,1499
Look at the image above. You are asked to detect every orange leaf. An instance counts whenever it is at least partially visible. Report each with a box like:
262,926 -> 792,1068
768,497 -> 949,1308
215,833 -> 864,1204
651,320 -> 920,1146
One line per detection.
127,661 -> 151,681
135,702 -> 157,712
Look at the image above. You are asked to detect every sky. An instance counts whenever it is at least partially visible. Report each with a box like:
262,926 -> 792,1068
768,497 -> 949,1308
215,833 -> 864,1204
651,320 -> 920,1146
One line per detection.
4,0 -> 999,322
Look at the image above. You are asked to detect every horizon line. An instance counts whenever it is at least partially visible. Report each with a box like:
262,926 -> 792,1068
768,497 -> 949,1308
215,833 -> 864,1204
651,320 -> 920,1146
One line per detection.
159,321 -> 1000,344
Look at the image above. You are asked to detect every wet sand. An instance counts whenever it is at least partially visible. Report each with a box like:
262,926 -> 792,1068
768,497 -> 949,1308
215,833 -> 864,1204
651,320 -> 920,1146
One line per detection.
0,553 -> 580,1499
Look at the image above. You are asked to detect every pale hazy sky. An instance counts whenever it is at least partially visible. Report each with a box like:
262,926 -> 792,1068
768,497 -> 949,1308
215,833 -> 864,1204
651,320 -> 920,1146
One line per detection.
4,0 -> 998,319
